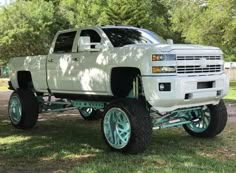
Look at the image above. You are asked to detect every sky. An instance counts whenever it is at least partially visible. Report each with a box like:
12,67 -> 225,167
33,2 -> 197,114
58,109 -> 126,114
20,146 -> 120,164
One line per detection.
0,0 -> 11,6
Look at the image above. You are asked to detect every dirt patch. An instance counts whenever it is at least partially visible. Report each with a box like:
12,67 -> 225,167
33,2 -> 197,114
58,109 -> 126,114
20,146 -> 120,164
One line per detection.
0,90 -> 11,100
226,103 -> 236,117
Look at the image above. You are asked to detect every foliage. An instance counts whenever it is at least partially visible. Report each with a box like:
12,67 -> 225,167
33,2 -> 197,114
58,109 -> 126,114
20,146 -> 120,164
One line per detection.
59,0 -> 107,27
0,0 -> 70,64
168,0 -> 236,61
0,0 -> 54,62
58,0 -> 172,38
103,0 -> 151,26
225,81 -> 236,103
0,0 -> 235,63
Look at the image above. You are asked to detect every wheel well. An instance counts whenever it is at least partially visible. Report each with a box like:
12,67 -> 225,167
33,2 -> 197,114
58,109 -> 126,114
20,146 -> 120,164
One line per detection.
111,67 -> 141,97
17,71 -> 34,89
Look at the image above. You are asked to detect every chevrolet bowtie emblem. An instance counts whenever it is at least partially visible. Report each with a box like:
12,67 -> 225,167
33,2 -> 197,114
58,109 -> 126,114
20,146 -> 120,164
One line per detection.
199,57 -> 207,68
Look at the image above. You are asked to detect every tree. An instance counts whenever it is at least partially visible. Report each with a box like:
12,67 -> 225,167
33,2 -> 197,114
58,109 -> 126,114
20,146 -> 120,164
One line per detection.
59,0 -> 107,27
103,0 -> 174,39
0,0 -> 54,63
104,0 -> 151,26
0,0 -> 70,64
2,0 -> 234,63
169,0 -> 236,61
58,0 -> 173,39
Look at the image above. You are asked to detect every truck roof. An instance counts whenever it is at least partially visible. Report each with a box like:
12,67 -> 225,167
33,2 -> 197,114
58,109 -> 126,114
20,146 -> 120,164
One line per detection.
57,25 -> 141,34
100,25 -> 140,29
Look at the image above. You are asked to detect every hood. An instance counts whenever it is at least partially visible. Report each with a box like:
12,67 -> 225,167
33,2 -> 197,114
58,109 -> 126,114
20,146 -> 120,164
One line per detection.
154,44 -> 221,52
124,44 -> 222,53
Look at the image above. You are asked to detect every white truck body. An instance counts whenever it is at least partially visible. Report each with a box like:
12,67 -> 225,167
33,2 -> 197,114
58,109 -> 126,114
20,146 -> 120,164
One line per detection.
8,26 -> 229,112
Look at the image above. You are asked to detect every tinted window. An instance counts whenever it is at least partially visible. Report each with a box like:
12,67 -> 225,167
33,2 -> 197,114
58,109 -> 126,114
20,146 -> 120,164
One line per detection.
80,29 -> 101,43
102,28 -> 166,47
54,31 -> 76,53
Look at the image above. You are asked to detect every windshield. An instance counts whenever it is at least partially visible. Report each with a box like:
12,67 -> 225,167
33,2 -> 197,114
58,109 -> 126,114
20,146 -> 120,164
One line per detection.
102,28 -> 167,47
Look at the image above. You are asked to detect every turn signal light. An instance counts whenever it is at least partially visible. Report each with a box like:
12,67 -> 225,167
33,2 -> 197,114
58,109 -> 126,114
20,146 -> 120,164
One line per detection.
152,66 -> 176,73
152,66 -> 161,73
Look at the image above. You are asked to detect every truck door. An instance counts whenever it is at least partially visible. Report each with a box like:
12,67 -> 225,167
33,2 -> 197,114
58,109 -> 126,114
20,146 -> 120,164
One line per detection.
47,31 -> 78,92
73,29 -> 108,94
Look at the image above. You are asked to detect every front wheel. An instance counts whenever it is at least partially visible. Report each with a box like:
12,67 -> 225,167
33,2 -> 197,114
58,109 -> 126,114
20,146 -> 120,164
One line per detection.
101,99 -> 152,154
183,100 -> 227,138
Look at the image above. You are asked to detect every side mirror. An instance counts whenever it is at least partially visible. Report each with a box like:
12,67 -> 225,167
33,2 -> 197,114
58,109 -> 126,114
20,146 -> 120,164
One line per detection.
167,39 -> 174,45
78,36 -> 103,52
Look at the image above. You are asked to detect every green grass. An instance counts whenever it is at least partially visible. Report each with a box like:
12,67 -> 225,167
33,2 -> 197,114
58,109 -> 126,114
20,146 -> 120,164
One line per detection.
0,86 -> 8,91
225,81 -> 236,103
0,112 -> 235,173
0,78 -> 8,91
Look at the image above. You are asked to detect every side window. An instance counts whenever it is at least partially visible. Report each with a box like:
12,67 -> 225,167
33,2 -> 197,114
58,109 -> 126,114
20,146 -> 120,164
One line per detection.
80,30 -> 101,48
54,31 -> 76,53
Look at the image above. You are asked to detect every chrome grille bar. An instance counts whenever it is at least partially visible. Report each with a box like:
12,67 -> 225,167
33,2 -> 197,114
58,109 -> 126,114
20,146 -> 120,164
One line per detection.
177,56 -> 221,61
177,65 -> 221,74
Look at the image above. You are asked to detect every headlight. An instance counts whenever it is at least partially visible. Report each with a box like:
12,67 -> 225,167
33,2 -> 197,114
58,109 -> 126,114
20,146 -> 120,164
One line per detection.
152,54 -> 176,61
152,66 -> 176,73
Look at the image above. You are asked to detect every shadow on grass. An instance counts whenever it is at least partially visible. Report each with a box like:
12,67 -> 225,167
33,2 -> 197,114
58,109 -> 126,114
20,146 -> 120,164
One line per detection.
0,112 -> 236,173
0,113 -> 104,172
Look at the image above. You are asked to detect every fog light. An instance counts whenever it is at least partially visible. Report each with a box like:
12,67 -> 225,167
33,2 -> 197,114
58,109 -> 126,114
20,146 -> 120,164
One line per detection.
159,83 -> 171,91
159,84 -> 165,91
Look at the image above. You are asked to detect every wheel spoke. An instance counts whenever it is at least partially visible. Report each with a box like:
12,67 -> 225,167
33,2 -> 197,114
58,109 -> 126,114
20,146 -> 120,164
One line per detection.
112,112 -> 117,122
117,126 -> 126,133
123,132 -> 130,141
187,107 -> 211,133
116,112 -> 123,123
203,117 -> 209,127
9,96 -> 22,124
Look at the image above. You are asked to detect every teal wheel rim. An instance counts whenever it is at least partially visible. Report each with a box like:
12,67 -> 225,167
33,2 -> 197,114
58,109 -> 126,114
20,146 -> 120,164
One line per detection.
9,95 -> 22,125
187,106 -> 211,133
80,108 -> 93,117
103,108 -> 131,149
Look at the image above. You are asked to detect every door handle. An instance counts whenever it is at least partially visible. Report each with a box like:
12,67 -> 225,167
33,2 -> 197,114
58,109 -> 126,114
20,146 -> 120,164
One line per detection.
48,59 -> 54,62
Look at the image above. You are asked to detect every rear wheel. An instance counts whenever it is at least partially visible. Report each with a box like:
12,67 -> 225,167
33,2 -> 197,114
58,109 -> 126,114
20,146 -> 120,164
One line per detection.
79,108 -> 102,120
183,100 -> 227,138
102,99 -> 152,154
8,89 -> 39,129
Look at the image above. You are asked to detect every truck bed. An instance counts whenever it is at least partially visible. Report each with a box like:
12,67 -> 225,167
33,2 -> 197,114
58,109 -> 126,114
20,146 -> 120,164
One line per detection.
9,55 -> 48,92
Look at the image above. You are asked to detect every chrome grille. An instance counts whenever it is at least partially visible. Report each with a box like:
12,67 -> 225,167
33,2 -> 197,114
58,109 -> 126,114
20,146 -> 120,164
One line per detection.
176,55 -> 223,74
177,56 -> 221,61
177,65 -> 222,74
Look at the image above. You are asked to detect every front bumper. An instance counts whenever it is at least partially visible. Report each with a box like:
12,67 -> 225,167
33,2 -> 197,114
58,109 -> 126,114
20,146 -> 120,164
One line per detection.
142,73 -> 229,112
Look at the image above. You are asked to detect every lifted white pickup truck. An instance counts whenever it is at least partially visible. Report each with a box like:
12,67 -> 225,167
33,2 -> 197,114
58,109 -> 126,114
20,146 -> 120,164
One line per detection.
8,26 -> 229,153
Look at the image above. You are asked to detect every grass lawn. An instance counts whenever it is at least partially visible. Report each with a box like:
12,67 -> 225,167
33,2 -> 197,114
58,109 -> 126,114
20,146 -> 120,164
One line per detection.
224,81 -> 236,103
0,78 -> 8,91
0,112 -> 235,173
0,86 -> 8,91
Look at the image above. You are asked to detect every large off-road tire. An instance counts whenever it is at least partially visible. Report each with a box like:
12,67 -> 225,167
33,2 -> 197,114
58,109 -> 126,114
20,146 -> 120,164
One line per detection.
101,99 -> 152,154
8,89 -> 39,129
183,100 -> 228,138
79,108 -> 102,120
